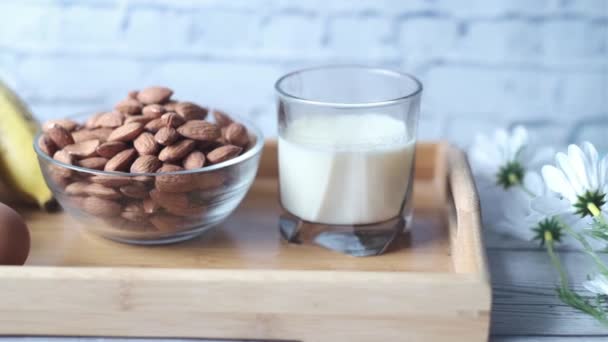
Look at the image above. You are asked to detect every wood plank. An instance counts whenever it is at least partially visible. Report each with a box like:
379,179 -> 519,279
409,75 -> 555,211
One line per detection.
489,249 -> 608,336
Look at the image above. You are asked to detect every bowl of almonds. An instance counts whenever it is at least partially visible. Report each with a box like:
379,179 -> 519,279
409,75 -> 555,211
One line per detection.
34,86 -> 264,244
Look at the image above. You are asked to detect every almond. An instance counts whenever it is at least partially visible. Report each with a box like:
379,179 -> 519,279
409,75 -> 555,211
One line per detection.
212,109 -> 233,127
120,183 -> 149,199
196,173 -> 225,190
133,132 -> 159,155
78,157 -> 108,170
163,100 -> 178,112
64,139 -> 100,158
161,112 -> 185,128
155,164 -> 194,192
144,118 -> 165,133
114,98 -> 143,115
154,126 -> 179,146
90,175 -> 132,187
108,122 -> 145,142
82,196 -> 121,217
142,104 -> 166,118
128,90 -> 139,99
125,115 -> 153,125
53,149 -> 75,165
143,198 -> 159,214
65,181 -> 90,196
158,139 -> 195,162
85,183 -> 121,200
43,119 -> 79,132
72,128 -> 113,143
137,86 -> 173,105
175,102 -> 207,120
38,134 -> 57,156
130,155 -> 162,174
96,141 -> 128,158
207,145 -> 242,164
196,140 -> 222,152
121,205 -> 147,222
182,151 -> 205,170
85,112 -> 104,128
47,125 -> 75,148
104,148 -> 137,172
150,188 -> 188,210
149,214 -> 185,233
176,120 -> 220,141
224,123 -> 249,147
96,111 -> 124,128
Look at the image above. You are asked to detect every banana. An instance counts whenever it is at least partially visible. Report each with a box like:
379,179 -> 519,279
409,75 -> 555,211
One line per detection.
0,79 -> 54,209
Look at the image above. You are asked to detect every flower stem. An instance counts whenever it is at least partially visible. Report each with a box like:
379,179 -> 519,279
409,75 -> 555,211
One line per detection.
556,216 -> 608,275
545,231 -> 569,287
589,202 -> 608,226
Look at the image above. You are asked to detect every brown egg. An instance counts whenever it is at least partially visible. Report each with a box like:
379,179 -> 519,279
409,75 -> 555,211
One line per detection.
0,202 -> 30,265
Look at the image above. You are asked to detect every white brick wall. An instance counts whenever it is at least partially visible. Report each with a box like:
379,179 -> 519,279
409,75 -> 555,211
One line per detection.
0,0 -> 606,150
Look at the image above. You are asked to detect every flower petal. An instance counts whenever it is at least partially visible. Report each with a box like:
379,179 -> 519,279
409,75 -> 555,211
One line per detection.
542,165 -> 577,203
531,195 -> 570,215
599,154 -> 608,194
523,171 -> 545,197
583,274 -> 608,295
567,144 -> 591,190
582,141 -> 599,189
556,152 -> 584,195
510,126 -> 528,159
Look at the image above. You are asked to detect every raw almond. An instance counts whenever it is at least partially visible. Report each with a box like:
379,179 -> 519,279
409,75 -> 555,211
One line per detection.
120,183 -> 149,199
182,151 -> 205,170
224,123 -> 249,147
104,148 -> 137,172
144,118 -> 165,133
125,115 -> 153,125
108,122 -> 145,142
154,126 -> 179,146
149,214 -> 185,233
47,125 -> 75,148
65,181 -> 90,196
196,173 -> 225,190
43,119 -> 79,132
137,86 -> 173,105
78,157 -> 108,170
176,120 -> 220,141
133,132 -> 159,155
72,128 -> 112,143
212,109 -> 233,127
196,140 -> 222,152
175,102 -> 207,120
142,104 -> 166,118
96,141 -> 128,158
158,139 -> 195,162
85,183 -> 121,200
161,112 -> 185,128
96,111 -> 124,128
207,145 -> 242,164
150,188 -> 188,210
82,196 -> 121,217
121,209 -> 147,222
85,112 -> 104,128
163,100 -> 178,112
114,98 -> 143,115
53,149 -> 75,165
90,175 -> 132,187
143,198 -> 159,214
130,155 -> 162,173
38,134 -> 57,156
128,90 -> 139,99
64,139 -> 100,158
155,164 -> 194,192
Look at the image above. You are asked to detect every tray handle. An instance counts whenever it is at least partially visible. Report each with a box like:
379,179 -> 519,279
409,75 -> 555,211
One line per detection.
447,146 -> 489,279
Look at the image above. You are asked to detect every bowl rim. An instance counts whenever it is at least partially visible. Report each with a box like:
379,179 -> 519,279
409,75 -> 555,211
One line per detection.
34,112 -> 265,177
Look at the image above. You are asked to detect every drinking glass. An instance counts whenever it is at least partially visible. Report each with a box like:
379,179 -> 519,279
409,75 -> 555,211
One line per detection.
275,66 -> 423,256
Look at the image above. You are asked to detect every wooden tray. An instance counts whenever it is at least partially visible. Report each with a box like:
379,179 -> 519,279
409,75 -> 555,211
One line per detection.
0,141 -> 490,342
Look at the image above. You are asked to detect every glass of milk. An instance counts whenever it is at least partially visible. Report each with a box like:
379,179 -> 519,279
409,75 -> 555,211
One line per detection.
275,66 -> 422,256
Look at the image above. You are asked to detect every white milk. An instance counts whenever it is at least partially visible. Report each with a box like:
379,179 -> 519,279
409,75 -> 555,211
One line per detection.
278,114 -> 415,225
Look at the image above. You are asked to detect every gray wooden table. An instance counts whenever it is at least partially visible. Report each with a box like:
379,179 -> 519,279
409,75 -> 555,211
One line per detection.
1,229 -> 606,341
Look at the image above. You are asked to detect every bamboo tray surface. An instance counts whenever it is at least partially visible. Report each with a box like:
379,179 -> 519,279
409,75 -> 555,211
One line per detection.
22,142 -> 450,272
2,141 -> 490,342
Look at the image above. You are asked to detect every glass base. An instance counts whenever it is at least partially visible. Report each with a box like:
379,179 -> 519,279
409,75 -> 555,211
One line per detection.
279,212 -> 411,257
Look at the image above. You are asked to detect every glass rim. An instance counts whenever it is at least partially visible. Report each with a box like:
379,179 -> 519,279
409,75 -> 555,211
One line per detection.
274,65 -> 423,108
34,112 -> 265,177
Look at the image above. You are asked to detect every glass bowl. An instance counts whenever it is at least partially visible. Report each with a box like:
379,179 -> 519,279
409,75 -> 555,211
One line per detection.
34,113 -> 264,245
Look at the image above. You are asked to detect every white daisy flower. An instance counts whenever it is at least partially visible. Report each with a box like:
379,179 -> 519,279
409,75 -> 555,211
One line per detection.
584,274 -> 608,296
541,142 -> 608,218
469,125 -> 553,190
